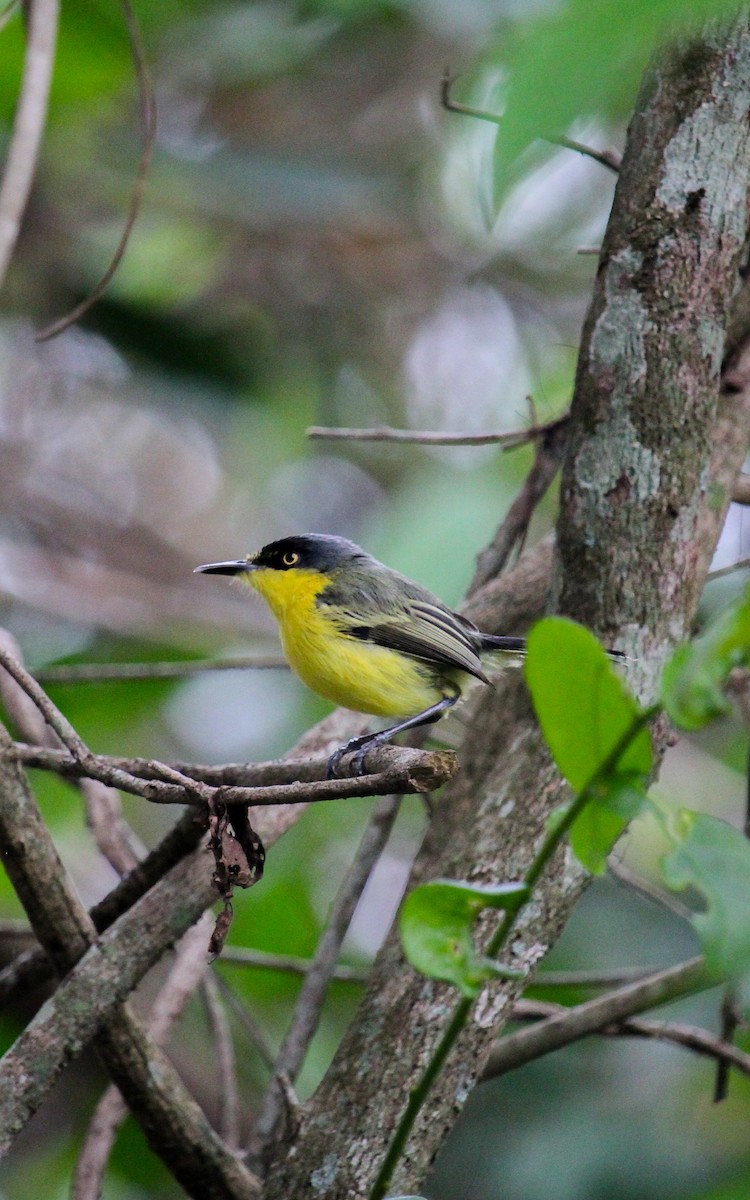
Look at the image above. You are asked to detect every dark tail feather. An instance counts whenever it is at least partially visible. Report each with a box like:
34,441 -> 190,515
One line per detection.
480,633 -> 626,662
480,635 -> 527,654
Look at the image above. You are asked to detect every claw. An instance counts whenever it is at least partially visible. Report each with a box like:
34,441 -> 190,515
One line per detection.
326,747 -> 347,779
351,745 -> 370,775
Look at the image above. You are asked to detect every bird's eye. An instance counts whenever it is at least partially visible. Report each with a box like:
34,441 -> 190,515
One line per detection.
282,551 -> 299,567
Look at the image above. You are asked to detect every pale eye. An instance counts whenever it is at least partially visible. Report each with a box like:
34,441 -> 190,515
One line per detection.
282,551 -> 299,567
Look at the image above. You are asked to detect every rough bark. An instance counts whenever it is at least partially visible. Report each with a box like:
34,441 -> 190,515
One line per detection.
263,19 -> 750,1200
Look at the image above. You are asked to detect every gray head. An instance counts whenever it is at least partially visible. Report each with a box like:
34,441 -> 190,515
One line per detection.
194,533 -> 374,576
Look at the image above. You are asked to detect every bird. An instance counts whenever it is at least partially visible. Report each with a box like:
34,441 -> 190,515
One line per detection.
194,533 -> 533,777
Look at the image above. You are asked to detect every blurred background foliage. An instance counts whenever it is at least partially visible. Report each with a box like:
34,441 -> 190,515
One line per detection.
1,0 -> 749,1197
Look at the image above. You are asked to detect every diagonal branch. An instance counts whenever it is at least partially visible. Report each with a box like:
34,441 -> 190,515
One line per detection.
72,913 -> 215,1200
0,0 -> 59,288
440,68 -> 621,173
511,997 -> 750,1076
251,793 -> 403,1157
0,723 -> 261,1198
482,957 -> 708,1080
35,0 -> 156,340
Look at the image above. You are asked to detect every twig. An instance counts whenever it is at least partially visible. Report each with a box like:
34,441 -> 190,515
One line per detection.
512,997 -> 750,1078
549,133 -> 621,173
202,972 -> 241,1150
704,555 -> 750,582
0,628 -> 145,876
526,965 -> 661,989
0,0 -> 60,288
607,857 -> 693,923
0,646 -> 218,813
440,68 -> 621,174
218,945 -> 369,984
481,957 -> 709,1081
0,643 -> 90,761
72,914 -> 214,1200
35,0 -> 156,340
306,415 -> 566,448
0,1 -> 21,34
0,636 -> 201,836
213,974 -> 278,1074
469,415 -> 569,592
0,644 -> 250,860
34,654 -> 288,683
714,991 -> 743,1102
623,1016 -> 750,1074
10,739 -> 458,806
251,793 -> 403,1155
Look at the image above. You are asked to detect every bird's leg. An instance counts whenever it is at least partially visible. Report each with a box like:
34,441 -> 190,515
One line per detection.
326,687 -> 460,779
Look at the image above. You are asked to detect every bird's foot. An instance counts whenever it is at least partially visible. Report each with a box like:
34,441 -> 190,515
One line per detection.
326,732 -> 379,779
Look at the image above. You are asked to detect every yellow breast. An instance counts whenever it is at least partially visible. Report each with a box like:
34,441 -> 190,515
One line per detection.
246,567 -> 443,718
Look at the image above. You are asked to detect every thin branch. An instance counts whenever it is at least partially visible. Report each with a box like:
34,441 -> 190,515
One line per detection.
607,857 -> 693,923
218,945 -> 369,984
34,654 -> 288,684
469,414 -> 569,592
0,917 -> 34,942
0,647 -> 217,811
0,0 -> 60,288
0,628 -> 145,877
0,1 -> 21,35
35,0 -> 156,340
482,957 -> 709,1082
307,414 -> 567,448
549,132 -> 622,173
527,965 -> 662,989
213,974 -> 278,1074
706,555 -> 750,581
0,643 -> 90,761
10,739 -> 458,806
623,1016 -> 750,1074
202,972 -> 241,1151
440,69 -> 621,173
714,990 -> 743,1101
512,998 -> 750,1078
252,793 -> 402,1155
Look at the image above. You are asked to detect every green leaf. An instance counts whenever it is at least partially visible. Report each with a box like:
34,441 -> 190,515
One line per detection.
399,879 -> 528,999
659,810 -> 750,1008
569,776 -> 648,874
480,0 -> 738,196
525,618 -> 651,871
525,617 -> 651,790
661,587 -> 750,730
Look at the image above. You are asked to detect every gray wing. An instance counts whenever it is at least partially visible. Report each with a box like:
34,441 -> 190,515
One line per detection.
343,600 -> 489,683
